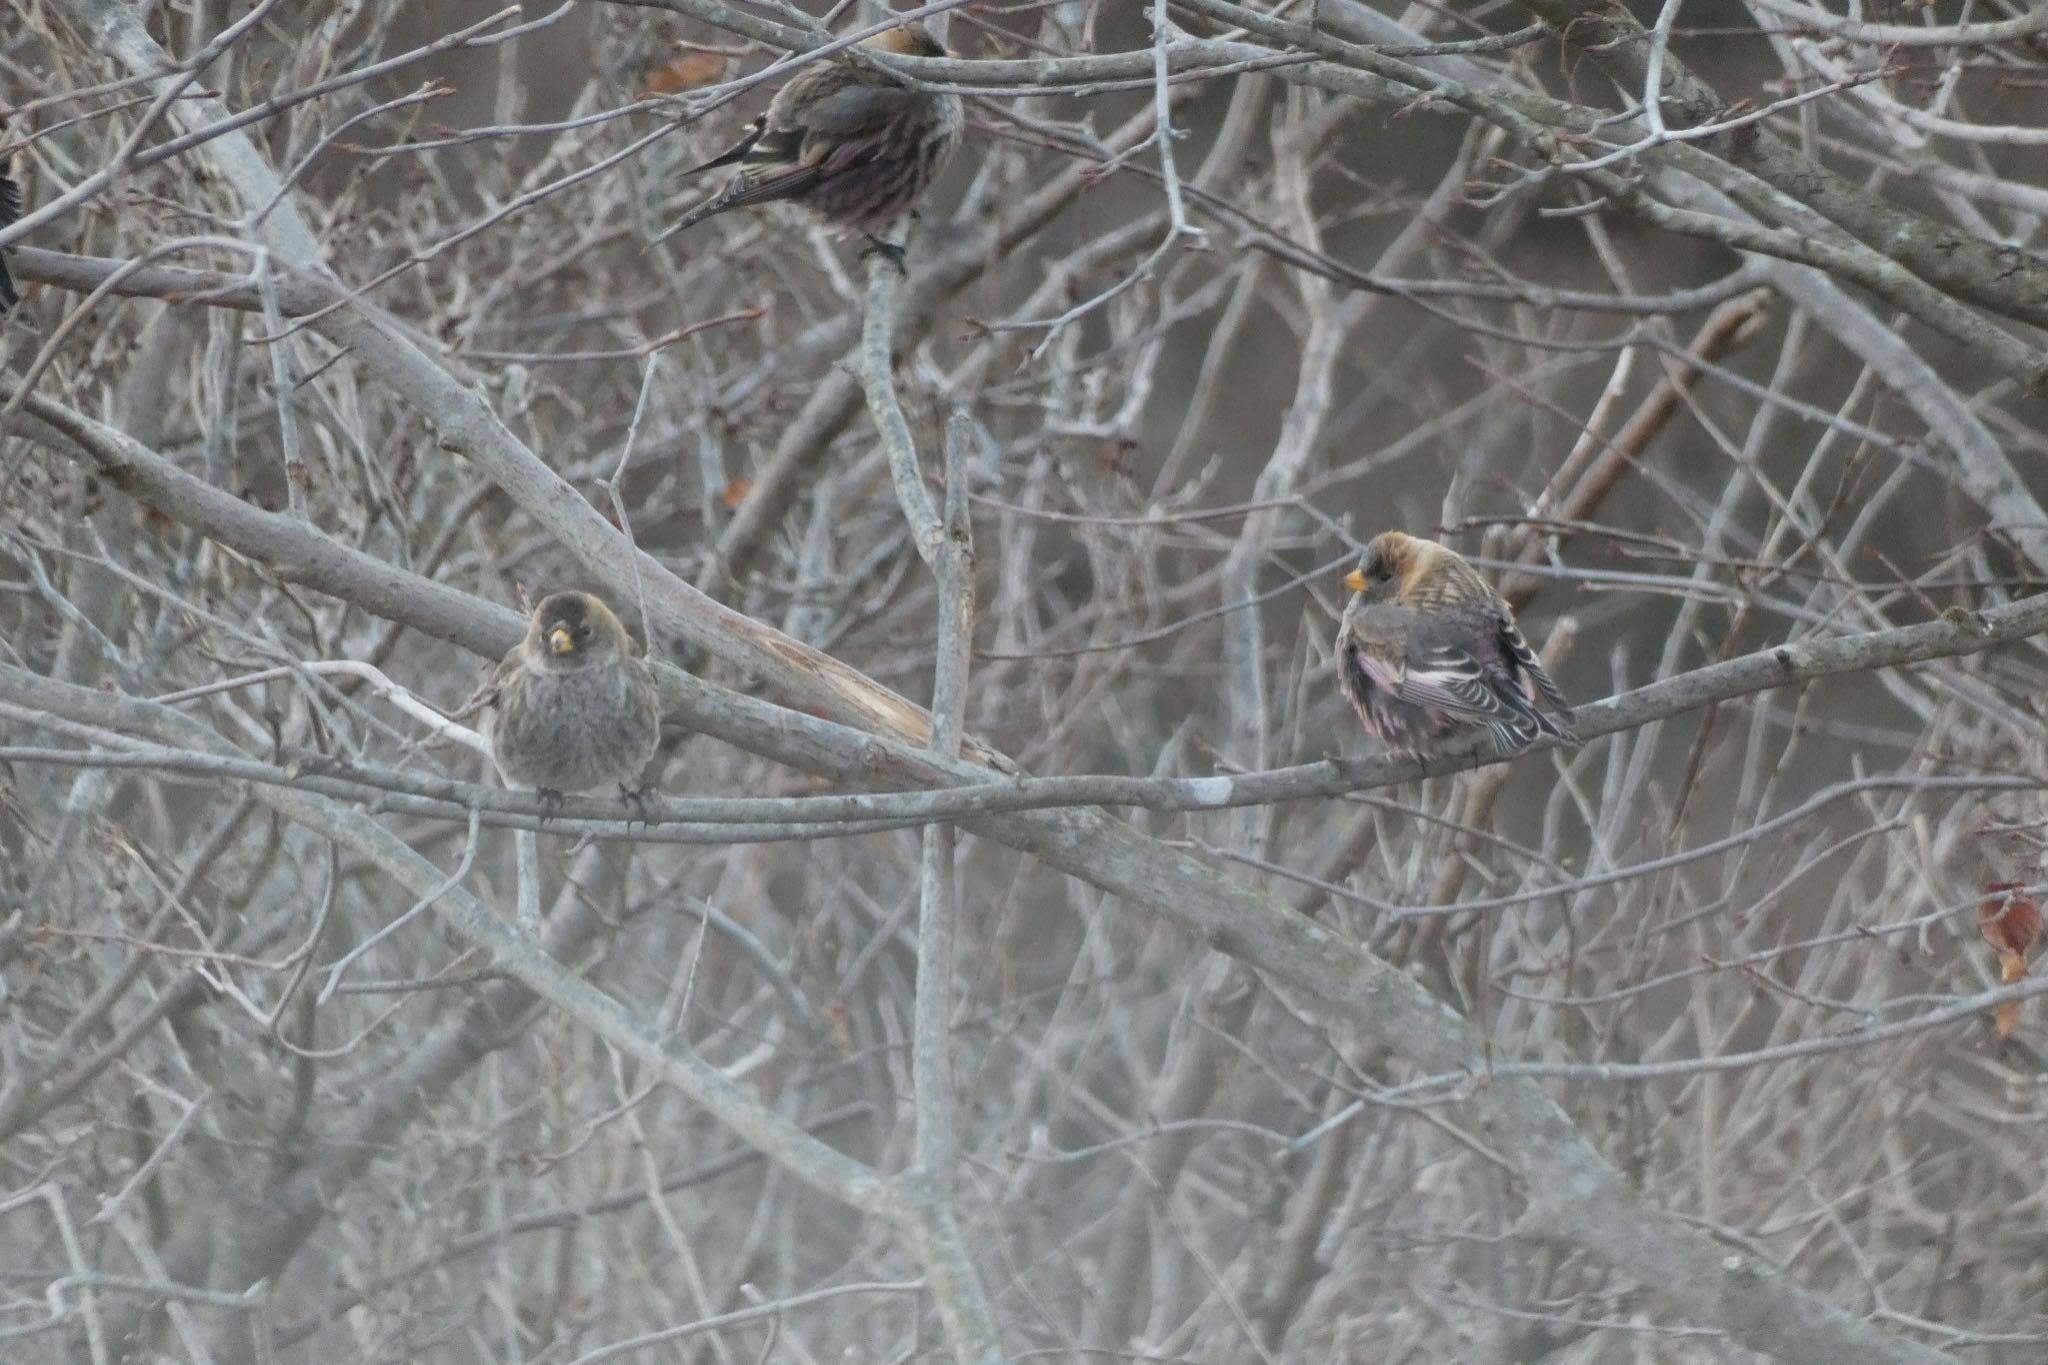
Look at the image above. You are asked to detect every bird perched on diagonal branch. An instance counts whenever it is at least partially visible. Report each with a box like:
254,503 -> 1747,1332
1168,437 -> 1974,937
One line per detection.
1336,531 -> 1577,760
482,591 -> 664,804
653,23 -> 963,245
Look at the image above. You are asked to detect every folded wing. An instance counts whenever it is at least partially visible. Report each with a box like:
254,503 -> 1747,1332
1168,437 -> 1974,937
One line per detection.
1388,613 -> 1575,753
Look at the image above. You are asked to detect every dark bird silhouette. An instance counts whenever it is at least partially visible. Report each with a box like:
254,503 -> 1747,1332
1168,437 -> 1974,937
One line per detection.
483,592 -> 664,803
1335,531 -> 1576,759
654,24 -> 963,244
0,158 -> 22,314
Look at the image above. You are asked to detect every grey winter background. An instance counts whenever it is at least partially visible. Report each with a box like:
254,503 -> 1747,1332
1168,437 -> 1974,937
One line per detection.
3,1 -> 2047,1362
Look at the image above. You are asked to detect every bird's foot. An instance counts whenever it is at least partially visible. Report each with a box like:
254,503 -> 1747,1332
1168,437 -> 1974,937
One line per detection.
861,235 -> 908,275
617,783 -> 652,826
536,788 -> 565,824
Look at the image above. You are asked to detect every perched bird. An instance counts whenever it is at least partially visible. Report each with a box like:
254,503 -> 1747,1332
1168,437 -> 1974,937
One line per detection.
1335,531 -> 1576,759
483,591 -> 664,803
0,156 -> 21,314
655,24 -> 963,245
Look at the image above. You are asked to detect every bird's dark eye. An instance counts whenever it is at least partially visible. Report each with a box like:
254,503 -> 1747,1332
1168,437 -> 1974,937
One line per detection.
1374,565 -> 1393,583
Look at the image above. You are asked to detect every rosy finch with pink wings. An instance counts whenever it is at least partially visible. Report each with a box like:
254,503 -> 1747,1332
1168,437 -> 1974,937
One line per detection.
656,24 -> 963,243
1335,531 -> 1576,760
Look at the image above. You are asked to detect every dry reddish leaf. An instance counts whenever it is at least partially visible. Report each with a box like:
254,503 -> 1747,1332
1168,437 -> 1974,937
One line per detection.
1977,883 -> 2039,1040
1978,882 -> 2044,958
720,476 -> 752,508
1995,951 -> 2028,1040
644,49 -> 727,97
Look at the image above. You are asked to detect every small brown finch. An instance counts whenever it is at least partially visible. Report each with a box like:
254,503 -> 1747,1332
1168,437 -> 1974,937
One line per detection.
655,24 -> 963,244
1336,531 -> 1576,758
484,592 -> 663,802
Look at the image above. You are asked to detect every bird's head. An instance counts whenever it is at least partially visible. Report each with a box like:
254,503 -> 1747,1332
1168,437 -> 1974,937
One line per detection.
864,22 -> 949,59
530,591 -> 628,664
1343,531 -> 1424,603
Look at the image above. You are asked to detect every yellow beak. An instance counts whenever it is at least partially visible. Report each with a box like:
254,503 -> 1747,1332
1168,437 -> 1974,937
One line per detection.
547,626 -> 575,655
1343,569 -> 1367,592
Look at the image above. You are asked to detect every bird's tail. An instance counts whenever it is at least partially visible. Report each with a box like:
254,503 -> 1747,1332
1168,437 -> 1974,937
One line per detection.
1488,703 -> 1579,757
648,177 -> 750,248
1544,709 -> 1582,747
682,117 -> 768,176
